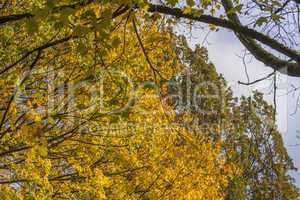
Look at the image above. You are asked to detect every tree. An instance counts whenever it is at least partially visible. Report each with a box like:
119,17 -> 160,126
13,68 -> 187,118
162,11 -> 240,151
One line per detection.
0,0 -> 299,199
168,37 -> 299,199
0,9 -> 239,199
0,0 -> 299,76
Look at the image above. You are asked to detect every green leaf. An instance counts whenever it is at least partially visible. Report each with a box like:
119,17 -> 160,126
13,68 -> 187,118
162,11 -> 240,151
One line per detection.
166,0 -> 178,6
95,19 -> 111,31
255,17 -> 268,27
46,0 -> 55,9
73,25 -> 90,36
26,18 -> 38,33
143,81 -> 156,89
111,37 -> 121,48
193,9 -> 204,17
186,0 -> 195,7
62,7 -> 75,16
77,42 -> 88,56
82,10 -> 96,21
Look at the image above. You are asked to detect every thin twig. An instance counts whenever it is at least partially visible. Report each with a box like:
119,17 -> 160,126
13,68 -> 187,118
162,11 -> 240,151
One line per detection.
273,70 -> 277,120
132,15 -> 165,81
238,71 -> 275,85
0,50 -> 42,138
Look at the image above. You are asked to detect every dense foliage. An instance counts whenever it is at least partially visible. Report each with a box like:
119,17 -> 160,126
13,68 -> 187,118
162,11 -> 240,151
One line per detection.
0,0 -> 299,199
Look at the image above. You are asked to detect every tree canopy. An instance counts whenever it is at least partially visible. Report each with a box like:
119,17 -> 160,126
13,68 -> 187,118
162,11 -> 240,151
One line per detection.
0,0 -> 299,199
1,0 -> 299,76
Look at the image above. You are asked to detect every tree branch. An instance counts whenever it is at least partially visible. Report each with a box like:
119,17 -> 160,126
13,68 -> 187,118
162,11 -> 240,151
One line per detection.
238,71 -> 275,85
219,0 -> 300,77
147,3 -> 300,76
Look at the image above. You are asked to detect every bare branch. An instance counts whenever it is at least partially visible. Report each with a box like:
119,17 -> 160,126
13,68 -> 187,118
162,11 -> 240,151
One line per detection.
238,71 -> 275,85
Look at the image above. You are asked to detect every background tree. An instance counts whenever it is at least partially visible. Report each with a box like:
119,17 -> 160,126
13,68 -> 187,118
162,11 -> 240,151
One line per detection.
169,37 -> 299,199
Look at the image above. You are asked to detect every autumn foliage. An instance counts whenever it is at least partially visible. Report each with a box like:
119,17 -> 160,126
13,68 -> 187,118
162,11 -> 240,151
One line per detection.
0,0 -> 298,199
